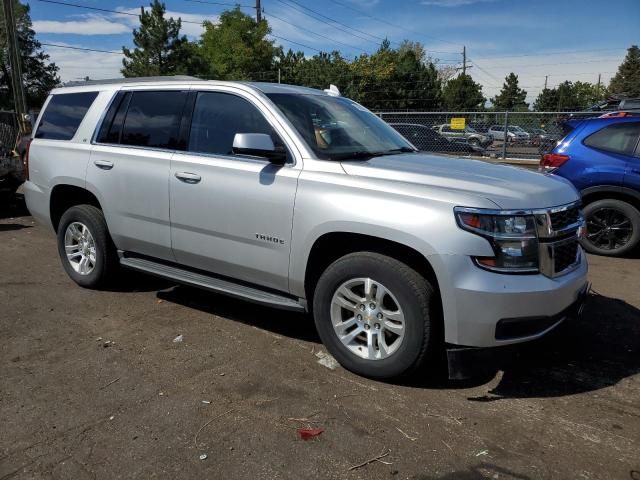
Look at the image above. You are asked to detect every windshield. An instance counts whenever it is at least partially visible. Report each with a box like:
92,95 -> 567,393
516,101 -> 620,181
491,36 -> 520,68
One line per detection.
266,93 -> 414,160
508,126 -> 525,132
465,127 -> 478,133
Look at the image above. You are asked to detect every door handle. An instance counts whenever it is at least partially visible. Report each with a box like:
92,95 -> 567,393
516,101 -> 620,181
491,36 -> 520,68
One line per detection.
175,172 -> 202,184
94,160 -> 114,170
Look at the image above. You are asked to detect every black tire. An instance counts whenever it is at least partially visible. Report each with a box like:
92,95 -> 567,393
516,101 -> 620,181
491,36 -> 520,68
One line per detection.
468,138 -> 480,148
581,199 -> 640,256
56,204 -> 118,288
312,252 -> 439,379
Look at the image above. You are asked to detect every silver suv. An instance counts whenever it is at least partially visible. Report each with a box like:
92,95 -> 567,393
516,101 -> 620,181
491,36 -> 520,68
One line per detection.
24,78 -> 588,380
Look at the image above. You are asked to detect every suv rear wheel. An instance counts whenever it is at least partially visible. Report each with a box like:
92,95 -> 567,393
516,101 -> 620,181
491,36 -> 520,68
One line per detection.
313,252 -> 438,379
56,205 -> 118,288
582,199 -> 640,256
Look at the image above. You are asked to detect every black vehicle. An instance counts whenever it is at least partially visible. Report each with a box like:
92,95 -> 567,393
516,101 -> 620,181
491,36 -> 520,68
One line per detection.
585,98 -> 640,113
389,123 -> 484,154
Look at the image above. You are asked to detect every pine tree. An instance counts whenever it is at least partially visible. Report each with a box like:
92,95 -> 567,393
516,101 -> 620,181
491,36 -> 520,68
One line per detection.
491,72 -> 528,110
442,74 -> 485,111
0,0 -> 59,109
609,45 -> 640,97
200,7 -> 278,80
122,0 -> 202,77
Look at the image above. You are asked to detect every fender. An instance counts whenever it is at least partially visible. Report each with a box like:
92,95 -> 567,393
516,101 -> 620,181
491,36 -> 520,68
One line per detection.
581,185 -> 640,202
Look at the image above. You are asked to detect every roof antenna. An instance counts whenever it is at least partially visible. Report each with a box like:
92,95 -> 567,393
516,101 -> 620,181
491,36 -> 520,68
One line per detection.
324,84 -> 341,97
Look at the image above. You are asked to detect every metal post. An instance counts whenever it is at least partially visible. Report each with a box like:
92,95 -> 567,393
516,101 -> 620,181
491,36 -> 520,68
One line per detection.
278,68 -> 281,84
256,0 -> 261,23
2,0 -> 29,135
462,46 -> 466,76
501,111 -> 509,160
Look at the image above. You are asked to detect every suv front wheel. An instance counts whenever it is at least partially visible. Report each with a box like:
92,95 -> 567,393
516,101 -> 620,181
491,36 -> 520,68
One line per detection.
313,252 -> 438,379
56,205 -> 118,288
582,199 -> 640,256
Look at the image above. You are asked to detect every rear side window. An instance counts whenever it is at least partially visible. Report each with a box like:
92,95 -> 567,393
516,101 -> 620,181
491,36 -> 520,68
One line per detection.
584,122 -> 640,156
187,92 -> 278,156
35,92 -> 98,140
120,91 -> 187,149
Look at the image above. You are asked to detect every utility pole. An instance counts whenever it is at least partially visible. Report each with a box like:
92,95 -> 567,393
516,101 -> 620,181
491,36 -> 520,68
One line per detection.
596,73 -> 601,97
256,0 -> 261,23
2,0 -> 29,135
462,46 -> 466,75
544,75 -> 548,90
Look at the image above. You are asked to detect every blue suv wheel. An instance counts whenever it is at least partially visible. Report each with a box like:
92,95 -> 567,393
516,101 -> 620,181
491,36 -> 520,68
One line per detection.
582,199 -> 640,256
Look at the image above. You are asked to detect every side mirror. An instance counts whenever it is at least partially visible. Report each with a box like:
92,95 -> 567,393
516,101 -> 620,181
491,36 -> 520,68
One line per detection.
232,133 -> 286,164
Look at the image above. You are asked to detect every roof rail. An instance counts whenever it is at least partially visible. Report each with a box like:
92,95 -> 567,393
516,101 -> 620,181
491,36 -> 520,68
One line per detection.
62,75 -> 201,87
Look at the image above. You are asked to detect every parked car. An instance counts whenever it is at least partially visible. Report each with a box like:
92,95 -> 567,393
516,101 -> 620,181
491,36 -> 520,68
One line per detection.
541,116 -> 640,256
487,125 -> 530,142
584,97 -> 640,113
526,127 -> 561,154
432,124 -> 493,149
389,123 -> 484,154
25,78 -> 588,380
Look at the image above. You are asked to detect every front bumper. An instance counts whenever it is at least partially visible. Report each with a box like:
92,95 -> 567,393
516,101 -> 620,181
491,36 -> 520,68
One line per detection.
446,283 -> 589,379
434,250 -> 588,348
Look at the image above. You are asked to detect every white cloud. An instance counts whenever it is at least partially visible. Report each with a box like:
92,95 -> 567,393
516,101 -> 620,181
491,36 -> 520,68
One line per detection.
115,7 -> 217,38
33,16 -> 130,35
43,42 -> 124,82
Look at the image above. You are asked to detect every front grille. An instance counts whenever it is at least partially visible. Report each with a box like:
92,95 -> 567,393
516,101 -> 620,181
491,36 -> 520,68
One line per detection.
553,240 -> 579,273
549,207 -> 580,230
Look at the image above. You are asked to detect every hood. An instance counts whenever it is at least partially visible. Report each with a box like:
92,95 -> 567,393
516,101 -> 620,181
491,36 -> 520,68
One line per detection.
341,153 -> 578,210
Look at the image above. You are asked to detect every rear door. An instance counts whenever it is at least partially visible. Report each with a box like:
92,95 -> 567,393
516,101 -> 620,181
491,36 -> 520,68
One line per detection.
87,88 -> 188,260
169,88 -> 301,292
582,121 -> 640,189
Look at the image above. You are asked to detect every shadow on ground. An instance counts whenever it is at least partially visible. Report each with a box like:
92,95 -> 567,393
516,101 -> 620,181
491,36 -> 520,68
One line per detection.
157,285 -> 320,343
470,292 -> 640,399
156,286 -> 639,398
0,193 -> 29,219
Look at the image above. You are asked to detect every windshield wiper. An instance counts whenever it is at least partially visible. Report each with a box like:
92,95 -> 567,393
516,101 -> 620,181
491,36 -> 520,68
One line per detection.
331,147 -> 416,161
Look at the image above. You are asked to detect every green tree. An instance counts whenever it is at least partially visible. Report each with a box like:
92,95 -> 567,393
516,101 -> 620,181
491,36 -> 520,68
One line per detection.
200,7 -> 278,80
533,81 -> 607,111
491,72 -> 528,110
122,0 -> 203,77
442,74 -> 485,110
0,0 -> 59,109
609,45 -> 640,97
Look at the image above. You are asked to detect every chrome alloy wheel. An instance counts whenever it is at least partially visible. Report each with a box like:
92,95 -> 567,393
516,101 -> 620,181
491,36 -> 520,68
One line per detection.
330,278 -> 405,360
64,222 -> 97,275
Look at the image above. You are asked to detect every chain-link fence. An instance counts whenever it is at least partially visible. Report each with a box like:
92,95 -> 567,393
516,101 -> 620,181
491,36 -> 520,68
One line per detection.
377,111 -> 598,161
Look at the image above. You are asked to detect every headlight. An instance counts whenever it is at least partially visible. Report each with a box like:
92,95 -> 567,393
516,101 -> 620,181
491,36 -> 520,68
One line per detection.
454,207 -> 539,273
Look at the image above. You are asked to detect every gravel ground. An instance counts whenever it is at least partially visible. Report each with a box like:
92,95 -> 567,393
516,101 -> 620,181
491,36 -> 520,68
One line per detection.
1,196 -> 639,480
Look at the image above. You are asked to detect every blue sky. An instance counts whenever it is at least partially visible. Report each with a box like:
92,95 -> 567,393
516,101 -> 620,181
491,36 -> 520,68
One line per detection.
28,0 -> 639,104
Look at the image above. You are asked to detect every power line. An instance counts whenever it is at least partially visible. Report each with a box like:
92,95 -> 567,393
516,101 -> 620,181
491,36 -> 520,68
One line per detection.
35,0 -> 205,24
184,0 -> 255,8
272,0 -> 386,47
268,33 -> 321,52
326,0 -> 462,49
264,9 -> 368,54
473,47 -> 627,61
42,42 -> 123,55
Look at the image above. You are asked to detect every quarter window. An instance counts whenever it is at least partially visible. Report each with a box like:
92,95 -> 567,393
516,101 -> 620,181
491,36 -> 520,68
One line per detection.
119,91 -> 187,149
584,122 -> 640,156
35,91 -> 98,140
188,92 -> 279,156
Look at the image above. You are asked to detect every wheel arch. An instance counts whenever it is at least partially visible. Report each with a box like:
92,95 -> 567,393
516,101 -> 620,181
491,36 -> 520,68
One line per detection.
50,184 -> 102,232
302,231 -> 441,309
581,186 -> 640,212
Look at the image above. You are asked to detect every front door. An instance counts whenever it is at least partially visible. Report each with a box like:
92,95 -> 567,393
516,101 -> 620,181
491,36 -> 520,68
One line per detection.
170,90 -> 300,292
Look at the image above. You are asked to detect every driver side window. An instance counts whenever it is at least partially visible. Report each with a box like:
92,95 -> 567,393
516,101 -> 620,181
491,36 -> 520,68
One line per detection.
188,92 -> 283,157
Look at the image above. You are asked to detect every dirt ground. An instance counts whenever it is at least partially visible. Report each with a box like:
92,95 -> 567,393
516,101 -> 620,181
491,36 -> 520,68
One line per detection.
1,195 -> 639,480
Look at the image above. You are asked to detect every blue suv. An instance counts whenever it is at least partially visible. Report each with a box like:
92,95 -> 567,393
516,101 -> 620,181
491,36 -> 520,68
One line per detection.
541,116 -> 640,256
